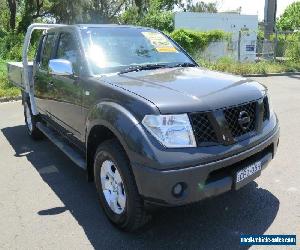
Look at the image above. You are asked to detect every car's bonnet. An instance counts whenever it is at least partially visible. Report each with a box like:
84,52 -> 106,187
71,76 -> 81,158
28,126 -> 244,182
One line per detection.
104,67 -> 266,114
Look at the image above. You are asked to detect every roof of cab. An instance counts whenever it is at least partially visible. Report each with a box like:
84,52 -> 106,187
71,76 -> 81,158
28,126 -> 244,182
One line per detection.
75,24 -> 144,29
47,24 -> 153,33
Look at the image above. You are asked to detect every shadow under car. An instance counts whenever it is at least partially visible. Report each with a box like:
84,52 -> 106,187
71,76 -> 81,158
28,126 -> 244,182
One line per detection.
1,125 -> 280,250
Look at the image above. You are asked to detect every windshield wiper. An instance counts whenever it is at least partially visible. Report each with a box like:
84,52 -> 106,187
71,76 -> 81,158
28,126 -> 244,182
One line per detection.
170,62 -> 197,68
119,62 -> 197,74
119,64 -> 167,74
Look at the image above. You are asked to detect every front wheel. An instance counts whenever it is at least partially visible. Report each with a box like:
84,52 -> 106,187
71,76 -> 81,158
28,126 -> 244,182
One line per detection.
24,101 -> 43,140
94,139 -> 150,232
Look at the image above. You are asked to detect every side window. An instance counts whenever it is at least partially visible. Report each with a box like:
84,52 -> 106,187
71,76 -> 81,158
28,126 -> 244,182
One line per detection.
41,34 -> 55,70
55,32 -> 80,74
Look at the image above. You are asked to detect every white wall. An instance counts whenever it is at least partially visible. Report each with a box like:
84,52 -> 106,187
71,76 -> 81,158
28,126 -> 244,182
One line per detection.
175,12 -> 259,62
175,12 -> 258,34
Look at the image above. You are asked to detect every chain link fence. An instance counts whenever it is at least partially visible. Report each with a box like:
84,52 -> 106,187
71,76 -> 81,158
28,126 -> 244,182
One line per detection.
197,30 -> 300,63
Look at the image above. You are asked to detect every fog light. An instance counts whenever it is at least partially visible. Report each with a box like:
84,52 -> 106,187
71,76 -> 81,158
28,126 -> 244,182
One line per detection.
172,182 -> 186,198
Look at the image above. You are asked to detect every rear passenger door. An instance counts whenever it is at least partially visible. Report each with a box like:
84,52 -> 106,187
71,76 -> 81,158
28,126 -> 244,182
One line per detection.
34,33 -> 56,115
48,31 -> 85,142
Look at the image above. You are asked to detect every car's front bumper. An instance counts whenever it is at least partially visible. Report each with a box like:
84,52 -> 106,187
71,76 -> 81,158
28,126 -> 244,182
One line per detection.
131,125 -> 280,206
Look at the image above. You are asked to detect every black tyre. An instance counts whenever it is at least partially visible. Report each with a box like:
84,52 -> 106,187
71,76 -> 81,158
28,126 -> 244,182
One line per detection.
94,139 -> 150,232
24,100 -> 43,140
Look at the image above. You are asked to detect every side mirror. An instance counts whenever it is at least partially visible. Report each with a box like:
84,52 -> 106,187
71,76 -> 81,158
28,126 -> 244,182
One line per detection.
49,59 -> 73,76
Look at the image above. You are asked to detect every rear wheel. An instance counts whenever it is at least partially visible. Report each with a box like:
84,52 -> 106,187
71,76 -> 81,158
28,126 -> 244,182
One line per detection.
94,139 -> 150,232
24,101 -> 43,140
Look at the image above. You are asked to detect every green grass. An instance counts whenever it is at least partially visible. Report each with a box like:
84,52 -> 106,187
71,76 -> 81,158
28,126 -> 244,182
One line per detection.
0,59 -> 20,98
198,57 -> 300,75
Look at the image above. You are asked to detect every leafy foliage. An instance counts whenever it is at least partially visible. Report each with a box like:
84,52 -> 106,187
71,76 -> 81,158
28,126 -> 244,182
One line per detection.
199,57 -> 300,75
120,0 -> 219,32
140,11 -> 174,32
277,2 -> 300,31
17,0 -> 53,33
0,60 -> 20,98
0,32 -> 37,60
119,6 -> 174,32
184,1 -> 217,13
284,32 -> 300,61
119,0 -> 177,32
169,29 -> 228,55
4,0 -> 139,33
2,0 -> 219,34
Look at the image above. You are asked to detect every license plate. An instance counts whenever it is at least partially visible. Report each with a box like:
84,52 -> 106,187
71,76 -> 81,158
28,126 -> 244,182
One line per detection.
235,161 -> 262,189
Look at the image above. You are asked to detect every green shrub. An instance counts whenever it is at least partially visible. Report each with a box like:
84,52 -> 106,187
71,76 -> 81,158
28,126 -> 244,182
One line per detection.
169,29 -> 228,55
284,33 -> 300,61
275,34 -> 286,57
257,30 -> 264,42
199,57 -> 300,75
0,60 -> 20,98
0,32 -> 37,61
0,33 -> 24,60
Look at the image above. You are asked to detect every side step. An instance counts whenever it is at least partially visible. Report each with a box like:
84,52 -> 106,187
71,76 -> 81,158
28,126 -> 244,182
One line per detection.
36,122 -> 86,170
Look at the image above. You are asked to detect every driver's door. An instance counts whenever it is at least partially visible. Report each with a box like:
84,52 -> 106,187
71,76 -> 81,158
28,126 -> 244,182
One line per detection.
48,31 -> 85,143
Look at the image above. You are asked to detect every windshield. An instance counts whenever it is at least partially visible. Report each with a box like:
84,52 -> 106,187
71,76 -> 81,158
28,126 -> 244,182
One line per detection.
81,27 -> 195,74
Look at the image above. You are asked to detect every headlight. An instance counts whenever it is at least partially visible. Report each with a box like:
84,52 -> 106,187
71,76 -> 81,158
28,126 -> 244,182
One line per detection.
142,114 -> 196,148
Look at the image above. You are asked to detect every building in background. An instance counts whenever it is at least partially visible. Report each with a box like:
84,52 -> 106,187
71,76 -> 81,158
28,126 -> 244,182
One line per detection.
174,12 -> 259,62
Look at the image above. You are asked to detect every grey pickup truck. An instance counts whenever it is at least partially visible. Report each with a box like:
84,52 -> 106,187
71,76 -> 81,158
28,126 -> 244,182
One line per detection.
7,23 -> 280,231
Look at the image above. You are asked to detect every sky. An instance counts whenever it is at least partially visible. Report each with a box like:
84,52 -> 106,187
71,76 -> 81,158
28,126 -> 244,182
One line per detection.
199,0 -> 298,20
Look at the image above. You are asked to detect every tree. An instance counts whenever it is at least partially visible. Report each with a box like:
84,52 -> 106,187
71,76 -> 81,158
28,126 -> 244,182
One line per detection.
49,0 -> 130,24
132,0 -> 181,14
88,0 -> 129,23
0,0 -> 10,32
277,1 -> 300,31
17,0 -> 56,33
7,0 -> 17,30
1,0 -> 181,34
119,0 -> 177,32
185,1 -> 217,13
50,0 -> 87,24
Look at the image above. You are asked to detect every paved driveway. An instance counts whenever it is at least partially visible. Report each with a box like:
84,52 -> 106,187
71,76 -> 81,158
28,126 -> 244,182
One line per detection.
0,75 -> 299,249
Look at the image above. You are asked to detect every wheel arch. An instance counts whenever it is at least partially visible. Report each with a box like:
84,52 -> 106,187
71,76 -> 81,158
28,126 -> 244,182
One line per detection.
85,102 -> 140,181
